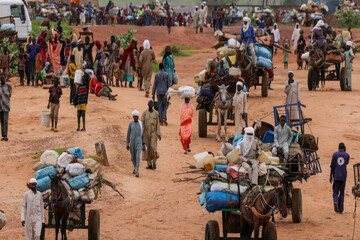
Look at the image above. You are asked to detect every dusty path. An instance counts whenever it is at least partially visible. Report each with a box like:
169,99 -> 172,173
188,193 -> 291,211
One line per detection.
0,25 -> 360,240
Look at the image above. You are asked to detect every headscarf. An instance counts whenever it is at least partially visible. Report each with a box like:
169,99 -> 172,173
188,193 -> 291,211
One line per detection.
29,178 -> 37,184
346,41 -> 352,47
121,44 -> 135,68
236,81 -> 244,94
143,39 -> 150,50
243,17 -> 250,32
295,23 -> 299,29
240,127 -> 254,156
95,40 -> 102,49
314,20 -> 324,29
37,30 -> 47,46
132,110 -> 143,135
162,45 -> 172,63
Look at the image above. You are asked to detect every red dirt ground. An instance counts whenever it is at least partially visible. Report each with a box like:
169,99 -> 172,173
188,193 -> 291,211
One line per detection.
0,24 -> 360,240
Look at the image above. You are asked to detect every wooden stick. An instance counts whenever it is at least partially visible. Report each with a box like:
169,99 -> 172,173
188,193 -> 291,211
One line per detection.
175,169 -> 204,175
273,43 -> 292,53
172,176 -> 203,183
102,178 -> 125,199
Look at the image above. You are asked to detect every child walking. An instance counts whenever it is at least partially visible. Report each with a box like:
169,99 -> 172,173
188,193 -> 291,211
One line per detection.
112,57 -> 121,87
47,77 -> 62,132
18,53 -> 25,86
68,55 -> 77,104
283,38 -> 290,69
74,73 -> 89,131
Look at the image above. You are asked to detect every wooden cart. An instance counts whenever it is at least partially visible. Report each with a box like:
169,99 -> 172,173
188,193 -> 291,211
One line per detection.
205,210 -> 277,240
40,200 -> 100,240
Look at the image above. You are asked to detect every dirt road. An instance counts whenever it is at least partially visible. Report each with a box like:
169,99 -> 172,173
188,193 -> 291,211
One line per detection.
0,25 -> 359,240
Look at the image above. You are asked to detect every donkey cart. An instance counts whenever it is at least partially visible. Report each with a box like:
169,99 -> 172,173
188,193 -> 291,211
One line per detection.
256,103 -> 321,223
198,102 -> 235,138
307,50 -> 346,91
205,210 -> 277,240
40,200 -> 100,240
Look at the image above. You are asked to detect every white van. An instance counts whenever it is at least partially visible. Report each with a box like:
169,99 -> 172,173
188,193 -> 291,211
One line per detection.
0,0 -> 31,41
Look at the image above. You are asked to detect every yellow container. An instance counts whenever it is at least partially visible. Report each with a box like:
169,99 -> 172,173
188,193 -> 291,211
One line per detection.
193,152 -> 210,169
203,154 -> 215,172
226,148 -> 240,164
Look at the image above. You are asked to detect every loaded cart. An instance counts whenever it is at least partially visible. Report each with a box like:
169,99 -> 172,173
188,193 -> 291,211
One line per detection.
41,200 -> 100,240
256,103 -> 322,223
307,48 -> 346,91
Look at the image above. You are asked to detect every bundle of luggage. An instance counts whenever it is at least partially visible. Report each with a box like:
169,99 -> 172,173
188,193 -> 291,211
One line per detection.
32,147 -> 102,203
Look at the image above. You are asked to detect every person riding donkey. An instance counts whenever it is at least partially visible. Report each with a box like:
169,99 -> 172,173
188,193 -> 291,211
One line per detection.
238,17 -> 256,67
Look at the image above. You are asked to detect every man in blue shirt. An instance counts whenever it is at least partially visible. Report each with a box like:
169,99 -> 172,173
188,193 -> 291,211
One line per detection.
239,17 -> 256,66
27,38 -> 39,86
330,142 -> 350,213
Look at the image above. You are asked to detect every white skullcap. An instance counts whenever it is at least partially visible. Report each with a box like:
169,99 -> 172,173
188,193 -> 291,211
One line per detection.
29,178 -> 37,184
346,41 -> 352,46
243,17 -> 250,22
288,71 -> 294,74
274,23 -> 277,26
236,81 -> 244,87
132,110 -> 140,117
148,98 -> 153,104
195,6 -> 198,8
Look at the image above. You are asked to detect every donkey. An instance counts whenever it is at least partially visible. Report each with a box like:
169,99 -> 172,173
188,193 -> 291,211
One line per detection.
214,84 -> 232,142
49,175 -> 74,240
240,186 -> 288,240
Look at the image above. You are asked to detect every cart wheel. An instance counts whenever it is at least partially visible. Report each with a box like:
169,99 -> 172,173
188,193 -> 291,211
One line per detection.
292,188 -> 302,223
261,71 -> 268,97
88,209 -> 100,240
263,221 -> 277,240
40,225 -> 45,240
340,67 -> 346,91
198,109 -> 207,138
307,68 -> 315,91
205,220 -> 220,240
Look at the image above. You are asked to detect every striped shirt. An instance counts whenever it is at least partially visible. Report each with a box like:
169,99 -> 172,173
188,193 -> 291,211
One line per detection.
0,83 -> 12,112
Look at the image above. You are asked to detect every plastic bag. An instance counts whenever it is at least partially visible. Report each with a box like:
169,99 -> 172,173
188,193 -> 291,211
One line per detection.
57,152 -> 75,168
173,71 -> 178,84
178,86 -> 195,99
68,174 -> 89,190
66,163 -> 86,176
35,166 -> 58,180
67,147 -> 85,159
77,158 -> 100,173
33,150 -> 59,171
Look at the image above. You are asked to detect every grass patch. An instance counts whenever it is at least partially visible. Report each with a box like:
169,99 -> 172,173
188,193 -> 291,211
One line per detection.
160,45 -> 204,58
278,23 -> 300,27
31,19 -> 74,38
89,155 -> 99,162
32,147 -> 72,160
152,60 -> 159,72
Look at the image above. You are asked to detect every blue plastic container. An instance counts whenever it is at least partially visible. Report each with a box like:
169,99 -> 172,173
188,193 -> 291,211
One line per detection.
233,135 -> 244,147
262,130 -> 274,143
35,166 -> 57,180
68,173 -> 89,190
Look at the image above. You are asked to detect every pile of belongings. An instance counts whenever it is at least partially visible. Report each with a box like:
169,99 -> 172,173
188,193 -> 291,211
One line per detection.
32,147 -> 102,203
196,140 -> 286,213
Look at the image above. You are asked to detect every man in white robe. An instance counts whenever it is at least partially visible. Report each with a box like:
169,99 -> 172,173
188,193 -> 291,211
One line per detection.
272,23 -> 280,55
239,127 -> 260,185
272,115 -> 293,162
21,178 -> 45,240
233,81 -> 247,135
292,23 -> 301,53
284,71 -> 300,121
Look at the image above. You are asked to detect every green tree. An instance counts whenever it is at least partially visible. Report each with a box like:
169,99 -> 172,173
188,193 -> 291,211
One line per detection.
336,9 -> 360,28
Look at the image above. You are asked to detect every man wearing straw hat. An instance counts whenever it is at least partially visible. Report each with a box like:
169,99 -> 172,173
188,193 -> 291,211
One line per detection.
21,178 -> 45,240
127,110 -> 146,177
